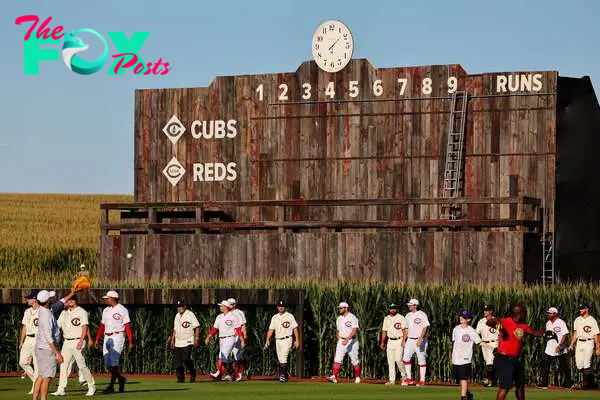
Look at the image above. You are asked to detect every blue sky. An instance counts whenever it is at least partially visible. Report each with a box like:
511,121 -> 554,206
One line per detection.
1,0 -> 599,194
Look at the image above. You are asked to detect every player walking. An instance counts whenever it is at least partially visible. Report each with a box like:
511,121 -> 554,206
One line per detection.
568,303 -> 600,389
476,304 -> 498,387
328,302 -> 361,384
452,310 -> 487,400
227,298 -> 248,380
52,295 -> 96,396
379,303 -> 407,385
486,303 -> 544,400
265,300 -> 300,382
402,298 -> 429,386
94,291 -> 134,394
537,307 -> 573,390
19,290 -> 40,395
169,298 -> 200,383
205,300 -> 245,381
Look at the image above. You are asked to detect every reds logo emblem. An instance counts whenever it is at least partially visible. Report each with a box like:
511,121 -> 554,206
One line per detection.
583,326 -> 592,333
182,321 -> 191,329
33,318 -> 39,327
553,326 -> 561,333
112,313 -> 122,321
71,318 -> 81,327
344,321 -> 352,328
489,327 -> 497,334
461,334 -> 471,343
514,328 -> 524,340
414,317 -> 422,324
225,320 -> 233,326
282,321 -> 291,329
394,322 -> 402,330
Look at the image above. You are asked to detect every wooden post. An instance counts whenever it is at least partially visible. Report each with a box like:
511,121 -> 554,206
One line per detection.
295,292 -> 305,378
278,205 -> 285,233
195,207 -> 204,234
100,208 -> 109,235
148,207 -> 156,234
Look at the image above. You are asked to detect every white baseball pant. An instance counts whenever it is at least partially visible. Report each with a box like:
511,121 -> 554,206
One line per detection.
481,341 -> 497,365
19,337 -> 38,383
276,337 -> 293,364
232,337 -> 243,361
334,338 -> 360,365
575,339 -> 595,369
219,336 -> 236,363
103,333 -> 125,367
58,339 -> 95,391
386,339 -> 406,382
403,337 -> 428,364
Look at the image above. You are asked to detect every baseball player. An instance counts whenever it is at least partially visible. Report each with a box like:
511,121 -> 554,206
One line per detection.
264,300 -> 300,382
94,290 -> 134,394
19,290 -> 40,395
568,303 -> 600,389
379,303 -> 407,385
452,310 -> 486,400
402,298 -> 429,386
537,306 -> 572,390
52,295 -> 96,396
475,304 -> 499,387
205,300 -> 245,381
169,297 -> 200,383
228,298 -> 247,380
327,302 -> 361,384
32,290 -> 65,400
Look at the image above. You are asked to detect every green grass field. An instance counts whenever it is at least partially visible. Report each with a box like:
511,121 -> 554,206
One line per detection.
1,377 -> 598,400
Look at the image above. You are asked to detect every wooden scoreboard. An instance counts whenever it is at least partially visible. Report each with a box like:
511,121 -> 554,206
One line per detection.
100,21 -> 600,284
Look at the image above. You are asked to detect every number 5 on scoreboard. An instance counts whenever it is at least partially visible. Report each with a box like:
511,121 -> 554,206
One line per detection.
397,78 -> 408,95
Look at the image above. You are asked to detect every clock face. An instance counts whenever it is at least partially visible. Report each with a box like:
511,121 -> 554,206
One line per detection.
312,20 -> 353,73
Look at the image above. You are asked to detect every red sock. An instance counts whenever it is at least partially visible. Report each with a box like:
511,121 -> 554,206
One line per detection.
237,362 -> 245,375
232,362 -> 239,377
218,360 -> 225,375
353,364 -> 361,378
332,362 -> 341,377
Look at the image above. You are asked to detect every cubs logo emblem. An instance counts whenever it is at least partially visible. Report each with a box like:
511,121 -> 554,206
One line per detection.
282,321 -> 291,329
71,318 -> 81,327
394,322 -> 402,330
414,318 -> 422,324
489,327 -> 497,334
182,321 -> 191,329
553,326 -> 561,333
112,313 -> 122,320
583,326 -> 592,333
344,321 -> 352,327
461,334 -> 471,343
514,328 -> 524,340
33,318 -> 39,327
225,320 -> 233,326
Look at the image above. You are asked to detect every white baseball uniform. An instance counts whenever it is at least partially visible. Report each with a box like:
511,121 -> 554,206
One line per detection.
174,310 -> 200,348
573,315 -> 599,369
403,310 -> 430,364
56,306 -> 95,391
213,312 -> 241,363
475,317 -> 499,365
334,312 -> 360,365
452,325 -> 481,366
101,304 -> 130,367
545,318 -> 568,356
268,311 -> 298,364
20,307 -> 39,383
231,308 -> 246,361
382,314 -> 407,382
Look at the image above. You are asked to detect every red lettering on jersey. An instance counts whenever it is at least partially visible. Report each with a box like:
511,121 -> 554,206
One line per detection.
112,313 -> 122,320
225,319 -> 233,326
461,334 -> 471,342
553,326 -> 561,333
414,317 -> 422,324
344,321 -> 352,327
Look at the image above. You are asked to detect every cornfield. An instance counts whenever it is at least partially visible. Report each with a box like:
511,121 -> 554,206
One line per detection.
1,282 -> 599,385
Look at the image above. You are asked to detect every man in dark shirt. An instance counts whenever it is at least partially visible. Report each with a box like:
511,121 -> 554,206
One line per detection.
486,303 -> 544,400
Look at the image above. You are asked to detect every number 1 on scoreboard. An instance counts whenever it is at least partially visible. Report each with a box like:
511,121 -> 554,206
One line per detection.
256,84 -> 264,101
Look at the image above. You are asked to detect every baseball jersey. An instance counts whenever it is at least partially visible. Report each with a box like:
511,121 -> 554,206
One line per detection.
268,312 -> 298,339
476,318 -> 499,342
336,312 -> 359,339
573,315 -> 600,340
232,309 -> 246,325
544,318 -> 568,356
382,314 -> 407,339
57,306 -> 89,339
36,306 -> 57,350
173,310 -> 200,347
452,325 -> 482,365
405,311 -> 430,338
213,312 -> 241,337
101,304 -> 131,334
497,317 -> 534,357
22,307 -> 39,335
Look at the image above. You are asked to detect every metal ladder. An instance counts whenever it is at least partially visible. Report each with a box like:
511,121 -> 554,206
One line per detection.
541,232 -> 555,284
441,91 -> 468,219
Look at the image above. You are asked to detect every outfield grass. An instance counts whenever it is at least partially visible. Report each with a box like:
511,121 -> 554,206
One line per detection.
1,377 -> 597,400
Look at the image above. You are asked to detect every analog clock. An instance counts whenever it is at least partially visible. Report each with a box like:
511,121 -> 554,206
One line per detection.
312,20 -> 354,73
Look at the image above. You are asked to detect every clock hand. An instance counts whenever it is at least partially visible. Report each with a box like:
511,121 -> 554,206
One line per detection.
328,38 -> 340,51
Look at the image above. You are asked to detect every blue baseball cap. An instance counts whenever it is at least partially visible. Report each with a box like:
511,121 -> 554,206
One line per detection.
579,303 -> 590,310
460,310 -> 473,320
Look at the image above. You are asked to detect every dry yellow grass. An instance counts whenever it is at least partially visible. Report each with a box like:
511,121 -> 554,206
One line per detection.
0,193 -> 132,248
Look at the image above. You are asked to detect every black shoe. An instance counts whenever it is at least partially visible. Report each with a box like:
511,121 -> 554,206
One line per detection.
103,386 -> 115,394
118,377 -> 126,393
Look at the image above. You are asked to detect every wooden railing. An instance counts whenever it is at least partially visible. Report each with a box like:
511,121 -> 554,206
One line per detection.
100,197 -> 541,234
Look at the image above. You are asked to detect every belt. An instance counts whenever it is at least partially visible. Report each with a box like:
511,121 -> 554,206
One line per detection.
65,338 -> 79,341
219,335 -> 235,339
408,337 -> 420,340
276,335 -> 292,340
483,340 -> 497,343
105,331 -> 123,336
578,338 -> 592,342
388,337 -> 401,340
27,334 -> 36,338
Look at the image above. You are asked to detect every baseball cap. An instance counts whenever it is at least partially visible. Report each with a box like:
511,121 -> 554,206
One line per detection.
102,290 -> 119,299
483,304 -> 493,311
407,299 -> 419,306
460,310 -> 473,320
175,297 -> 185,307
36,290 -> 56,303
388,303 -> 399,309
579,303 -> 590,310
218,300 -> 232,308
277,300 -> 286,307
546,307 -> 558,314
227,298 -> 236,305
25,290 -> 39,300
338,302 -> 349,309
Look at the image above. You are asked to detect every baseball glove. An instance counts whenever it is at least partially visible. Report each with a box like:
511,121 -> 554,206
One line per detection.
71,276 -> 91,292
544,330 -> 557,341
